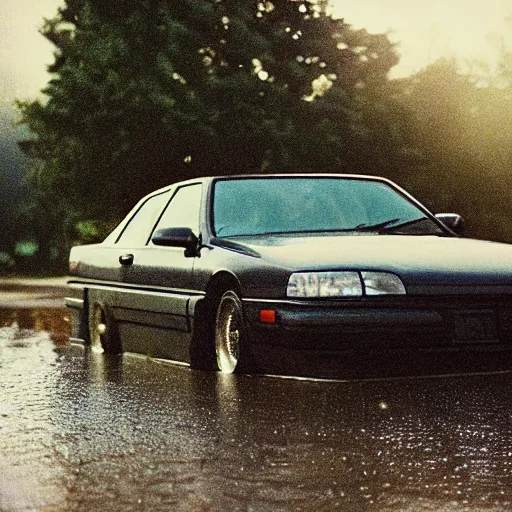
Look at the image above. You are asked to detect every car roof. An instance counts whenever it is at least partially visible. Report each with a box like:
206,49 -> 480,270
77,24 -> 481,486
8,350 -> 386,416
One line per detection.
207,173 -> 387,181
171,173 -> 391,187
146,173 -> 392,197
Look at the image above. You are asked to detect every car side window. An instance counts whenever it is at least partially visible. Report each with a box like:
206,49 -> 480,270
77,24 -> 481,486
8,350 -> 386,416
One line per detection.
152,184 -> 203,240
116,192 -> 171,247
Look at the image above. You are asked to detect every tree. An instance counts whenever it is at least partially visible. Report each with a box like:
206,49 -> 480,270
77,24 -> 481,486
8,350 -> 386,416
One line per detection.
18,0 -> 401,259
396,57 -> 512,242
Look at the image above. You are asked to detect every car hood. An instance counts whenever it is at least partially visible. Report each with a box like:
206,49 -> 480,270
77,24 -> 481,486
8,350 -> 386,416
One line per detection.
217,235 -> 512,286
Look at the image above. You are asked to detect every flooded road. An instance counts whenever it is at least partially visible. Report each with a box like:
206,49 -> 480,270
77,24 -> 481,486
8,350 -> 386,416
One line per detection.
1,308 -> 512,511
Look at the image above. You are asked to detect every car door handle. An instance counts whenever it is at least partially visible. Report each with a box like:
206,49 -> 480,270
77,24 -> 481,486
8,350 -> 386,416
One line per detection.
119,254 -> 134,266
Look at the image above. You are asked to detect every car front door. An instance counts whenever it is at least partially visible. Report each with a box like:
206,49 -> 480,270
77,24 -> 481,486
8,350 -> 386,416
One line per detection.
114,183 -> 204,360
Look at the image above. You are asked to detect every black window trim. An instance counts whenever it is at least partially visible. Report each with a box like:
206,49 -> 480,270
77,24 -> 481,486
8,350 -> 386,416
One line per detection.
146,182 -> 203,246
114,189 -> 172,245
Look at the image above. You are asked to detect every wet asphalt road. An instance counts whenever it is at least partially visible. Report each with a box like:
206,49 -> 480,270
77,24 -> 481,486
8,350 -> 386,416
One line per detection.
1,304 -> 512,511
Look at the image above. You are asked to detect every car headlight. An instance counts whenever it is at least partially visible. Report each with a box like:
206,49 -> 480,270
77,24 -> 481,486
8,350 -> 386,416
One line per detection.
287,271 -> 363,297
287,271 -> 405,297
361,272 -> 406,296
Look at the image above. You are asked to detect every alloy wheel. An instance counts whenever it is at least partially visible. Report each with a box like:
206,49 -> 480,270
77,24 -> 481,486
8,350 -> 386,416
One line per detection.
215,292 -> 242,373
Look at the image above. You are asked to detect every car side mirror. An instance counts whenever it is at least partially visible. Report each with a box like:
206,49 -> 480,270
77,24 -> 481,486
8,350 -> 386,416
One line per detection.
152,227 -> 199,256
435,213 -> 466,236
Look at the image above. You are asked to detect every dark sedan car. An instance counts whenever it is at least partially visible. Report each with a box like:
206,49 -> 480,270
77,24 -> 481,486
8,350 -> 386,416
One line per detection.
67,174 -> 512,377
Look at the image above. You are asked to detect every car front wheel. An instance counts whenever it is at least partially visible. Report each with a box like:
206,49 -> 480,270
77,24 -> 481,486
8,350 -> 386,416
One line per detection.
215,290 -> 244,373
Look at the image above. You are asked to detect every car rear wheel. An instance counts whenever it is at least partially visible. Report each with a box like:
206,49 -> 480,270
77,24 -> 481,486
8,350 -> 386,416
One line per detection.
215,291 -> 244,373
88,302 -> 121,354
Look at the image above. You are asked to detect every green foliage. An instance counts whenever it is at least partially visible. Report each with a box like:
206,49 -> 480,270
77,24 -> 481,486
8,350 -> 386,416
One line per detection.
10,0 -> 512,277
397,55 -> 512,243
18,0 -> 401,233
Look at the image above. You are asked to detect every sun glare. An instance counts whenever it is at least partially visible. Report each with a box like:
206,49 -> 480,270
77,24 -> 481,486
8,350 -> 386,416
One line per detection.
329,0 -> 512,77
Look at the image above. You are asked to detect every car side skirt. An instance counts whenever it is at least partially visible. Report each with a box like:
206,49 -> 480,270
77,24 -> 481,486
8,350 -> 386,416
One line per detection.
66,280 -> 205,363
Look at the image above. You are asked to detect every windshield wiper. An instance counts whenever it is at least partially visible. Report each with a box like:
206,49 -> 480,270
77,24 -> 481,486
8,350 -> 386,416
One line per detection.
378,217 -> 432,232
351,218 -> 401,232
353,217 -> 435,233
222,218 -> 433,238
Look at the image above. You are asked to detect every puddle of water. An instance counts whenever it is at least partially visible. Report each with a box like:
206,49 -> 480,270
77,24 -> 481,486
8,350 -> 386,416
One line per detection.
0,308 -> 70,346
1,307 -> 512,511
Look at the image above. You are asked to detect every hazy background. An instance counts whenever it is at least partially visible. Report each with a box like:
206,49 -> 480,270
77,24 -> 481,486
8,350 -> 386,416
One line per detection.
1,0 -> 510,104
1,0 -> 512,272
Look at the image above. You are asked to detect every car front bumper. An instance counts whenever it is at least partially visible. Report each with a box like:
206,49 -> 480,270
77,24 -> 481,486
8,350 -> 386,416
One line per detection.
241,297 -> 512,378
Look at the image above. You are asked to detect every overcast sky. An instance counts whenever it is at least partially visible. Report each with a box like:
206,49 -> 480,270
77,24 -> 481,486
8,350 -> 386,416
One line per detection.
0,0 -> 511,109
331,0 -> 511,77
0,0 -> 62,108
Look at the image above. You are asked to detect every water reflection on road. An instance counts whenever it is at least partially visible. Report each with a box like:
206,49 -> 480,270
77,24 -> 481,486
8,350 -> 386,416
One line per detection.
0,307 -> 69,345
1,308 -> 512,511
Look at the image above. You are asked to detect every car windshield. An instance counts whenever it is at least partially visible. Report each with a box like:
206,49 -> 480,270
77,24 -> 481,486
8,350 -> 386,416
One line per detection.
213,177 -> 445,237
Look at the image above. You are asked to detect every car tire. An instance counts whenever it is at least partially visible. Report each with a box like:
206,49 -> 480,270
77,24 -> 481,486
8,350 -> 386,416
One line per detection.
88,302 -> 121,354
188,293 -> 218,370
215,290 -> 247,373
